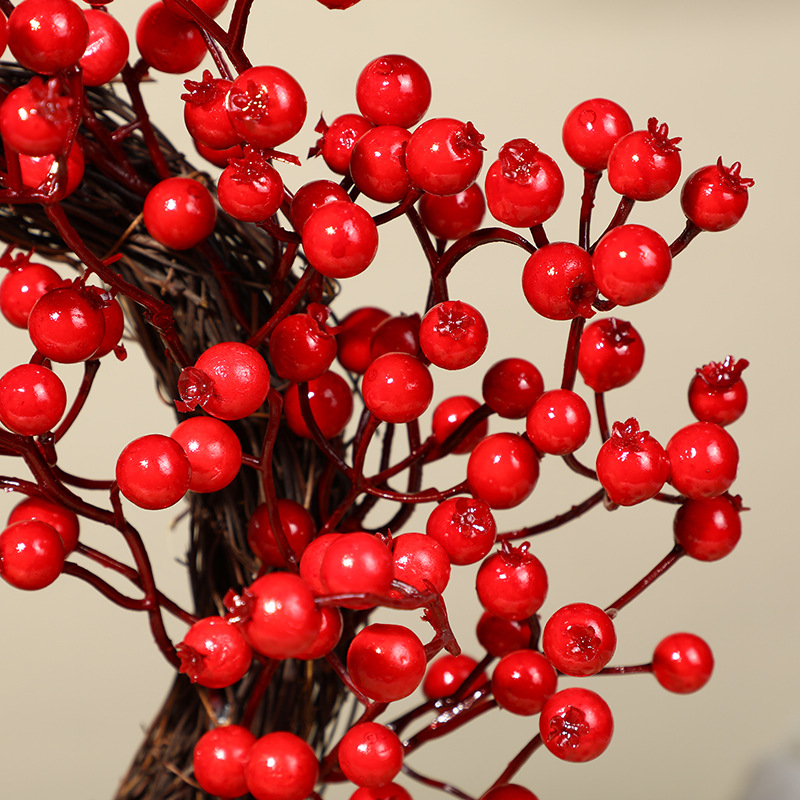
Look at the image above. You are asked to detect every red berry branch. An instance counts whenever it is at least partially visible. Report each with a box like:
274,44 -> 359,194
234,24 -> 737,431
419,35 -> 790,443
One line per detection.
0,1 -> 754,799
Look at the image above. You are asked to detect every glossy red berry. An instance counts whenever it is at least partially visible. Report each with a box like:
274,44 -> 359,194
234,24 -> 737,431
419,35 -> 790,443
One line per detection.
607,117 -> 682,201
673,494 -> 742,561
577,317 -> 644,393
0,79 -> 73,157
335,307 -> 391,374
476,542 -> 548,621
0,257 -> 60,329
652,632 -> 714,693
8,496 -> 79,554
19,143 -> 85,198
247,499 -> 316,567
182,72 -> 240,150
317,0 -> 362,9
595,418 -> 669,506
562,98 -> 633,173
542,602 -> 616,677
347,622 -> 427,702
592,224 -> 672,306
80,9 -> 130,86
143,177 -> 217,251
539,687 -> 613,762
356,54 -> 431,128
303,201 -> 379,279
666,421 -> 738,499
164,0 -> 228,19
177,616 -> 252,689
284,370 -> 354,439
193,725 -> 255,799
226,65 -> 307,148
135,2 -> 207,75
299,532 -> 342,595
391,532 -> 451,595
431,395 -> 488,455
193,140 -> 244,168
369,313 -> 420,360
362,353 -> 433,424
84,288 -> 125,359
419,300 -> 488,370
269,305 -> 337,382
115,433 -> 192,510
485,139 -> 564,227
688,356 -> 748,426
171,416 -> 242,493
291,180 -> 351,234
481,785 -> 540,800
0,13 -> 6,58
349,125 -> 412,203
426,496 -> 496,566
292,606 -> 343,660
522,242 -> 596,320
418,184 -> 486,241
681,158 -> 753,232
9,0 -> 89,74
422,653 -> 484,700
0,364 -> 67,436
309,113 -> 373,176
526,389 -> 591,456
476,612 -> 534,657
482,358 -> 544,419
338,722 -> 404,788
320,532 -> 394,607
467,433 -> 539,510
350,784 -> 412,800
245,731 -> 319,800
217,149 -> 284,223
492,649 -> 558,716
0,519 -> 65,590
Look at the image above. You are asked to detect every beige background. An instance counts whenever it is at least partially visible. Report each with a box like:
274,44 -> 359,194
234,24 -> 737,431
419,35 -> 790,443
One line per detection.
1,1 -> 798,798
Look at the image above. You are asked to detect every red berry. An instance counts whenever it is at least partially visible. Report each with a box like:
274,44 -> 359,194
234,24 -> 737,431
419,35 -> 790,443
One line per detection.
136,2 -> 207,75
320,532 -> 394,608
335,307 -> 390,374
426,496 -> 497,566
291,180 -> 351,234
666,421 -> 738,499
269,305 -> 337,382
193,725 -> 255,799
431,395 -> 488,455
0,13 -> 6,58
247,499 -> 316,567
595,418 -> 670,506
0,519 -> 65,590
245,731 -> 319,800
680,158 -> 753,232
0,363 -> 67,436
521,242 -> 596,320
349,125 -> 412,203
485,139 -> 564,227
284,371 -> 353,439
673,494 -> 742,561
356,54 -> 431,128
350,784 -> 412,800
476,543 -> 548,621
0,257 -> 60,329
310,113 -> 373,176
362,353 -> 433,424
562,98 -> 633,173
217,149 -> 284,223
182,72 -> 240,150
9,0 -> 89,74
577,317 -> 644,393
164,0 -> 228,19
226,65 -> 307,149
194,139 -> 244,167
80,9 -> 130,86
317,0 -> 362,9
592,224 -> 672,306
418,184 -> 486,241
526,389 -> 591,456
391,531 -> 451,595
688,355 -> 748,426
652,632 -> 714,693
607,117 -> 682,201
491,649 -> 557,716
115,433 -> 192,510
177,616 -> 252,689
19,143 -> 85,198
369,313 -> 420,361
8,496 -> 80,554
338,722 -> 404,788
423,653 -> 484,700
482,358 -> 544,419
476,612 -> 534,658
171,416 -> 242,493
481,785 -> 540,800
143,177 -> 217,251
84,288 -> 125,359
292,606 -> 343,660
467,433 -> 539,510
347,622 -> 426,702
299,532 -> 342,595
419,300 -> 488,370
539,687 -> 613,762
0,79 -> 73,157
542,602 -> 616,677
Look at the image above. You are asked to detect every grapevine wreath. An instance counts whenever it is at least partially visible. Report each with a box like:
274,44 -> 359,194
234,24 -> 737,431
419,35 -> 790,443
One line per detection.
0,1 -> 754,799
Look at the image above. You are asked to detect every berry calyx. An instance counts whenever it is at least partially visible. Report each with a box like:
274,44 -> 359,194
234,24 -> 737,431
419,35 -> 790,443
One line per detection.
217,148 -> 284,223
542,602 -> 616,677
539,687 -> 614,762
426,496 -> 497,566
577,317 -> 644,393
0,78 -> 73,158
419,300 -> 489,370
680,158 -> 753,232
688,355 -> 748,426
309,113 -> 374,175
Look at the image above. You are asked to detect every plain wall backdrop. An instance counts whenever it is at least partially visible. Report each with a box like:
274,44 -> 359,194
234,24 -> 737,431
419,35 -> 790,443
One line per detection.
0,1 -> 798,799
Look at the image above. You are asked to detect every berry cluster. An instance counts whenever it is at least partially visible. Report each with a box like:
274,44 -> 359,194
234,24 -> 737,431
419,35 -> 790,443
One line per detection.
0,1 -> 753,799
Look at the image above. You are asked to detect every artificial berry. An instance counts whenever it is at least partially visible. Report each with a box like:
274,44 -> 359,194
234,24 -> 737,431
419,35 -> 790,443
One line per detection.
182,72 -> 240,150
485,139 -> 564,227
673,494 -> 743,561
526,389 -> 591,456
577,317 -> 644,393
476,542 -> 548,621
80,9 -> 130,86
0,519 -> 65,590
309,113 -> 374,175
0,11 -> 7,58
115,433 -> 192,510
163,0 -> 228,19
193,725 -> 255,799
426,496 -> 497,566
595,418 -> 669,506
335,307 -> 390,374
419,300 -> 488,370
561,98 -> 633,173
491,649 -> 558,716
356,54 -> 431,128
0,79 -> 73,158
143,177 -> 217,251
418,184 -> 486,241
247,499 -> 316,567
422,653 -> 484,700
291,180 -> 351,234
666,421 -> 738,499
391,532 -> 451,595
320,532 -> 394,608
269,305 -> 337,382
482,358 -> 544,419
302,201 -> 379,279
347,622 -> 427,702
0,363 -> 67,437
521,242 -> 596,320
292,606 -> 343,660
338,722 -> 404,788
83,286 -> 125,359
476,612 -> 534,657
680,158 -> 753,232
350,784 -> 412,800
369,313 -> 421,360
177,616 -> 252,688
467,433 -> 539,510
299,532 -> 342,595
217,150 -> 284,223
8,496 -> 80,554
19,143 -> 85,198
688,355 -> 748,426
542,602 -> 616,677
431,395 -> 488,455
592,224 -> 672,306
652,632 -> 714,693
245,731 -> 319,800
607,117 -> 682,201
349,125 -> 412,203
0,256 -> 60,329
136,2 -> 207,75
171,416 -> 242,493
317,0 -> 362,8
481,786 -> 540,800
362,352 -> 433,424
194,139 -> 244,167
284,371 -> 354,439
539,687 -> 614,762
226,65 -> 307,148
8,0 -> 89,74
